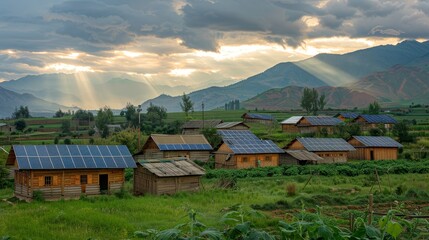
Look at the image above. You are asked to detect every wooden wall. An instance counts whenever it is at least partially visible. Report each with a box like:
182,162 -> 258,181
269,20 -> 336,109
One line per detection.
348,147 -> 398,160
139,149 -> 211,162
281,124 -> 300,133
279,154 -> 316,165
215,144 -> 279,169
314,151 -> 348,163
14,169 -> 124,201
182,129 -> 201,135
243,118 -> 273,125
134,166 -> 201,195
215,143 -> 236,169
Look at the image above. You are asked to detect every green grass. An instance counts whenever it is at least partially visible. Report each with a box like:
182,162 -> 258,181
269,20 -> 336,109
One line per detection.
1,173 -> 429,239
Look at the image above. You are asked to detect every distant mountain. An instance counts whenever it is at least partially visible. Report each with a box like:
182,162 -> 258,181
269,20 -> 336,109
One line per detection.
0,86 -> 73,118
142,40 -> 429,112
242,86 -> 377,110
142,62 -> 327,111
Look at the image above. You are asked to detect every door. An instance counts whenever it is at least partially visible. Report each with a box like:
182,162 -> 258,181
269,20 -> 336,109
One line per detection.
99,174 -> 109,193
370,150 -> 374,160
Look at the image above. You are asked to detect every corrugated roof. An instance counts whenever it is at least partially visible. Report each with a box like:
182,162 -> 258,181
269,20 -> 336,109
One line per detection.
351,136 -> 403,148
182,120 -> 223,129
281,116 -> 303,124
150,134 -> 213,151
139,157 -> 205,177
242,113 -> 274,121
218,130 -> 284,154
295,138 -> 356,152
304,116 -> 342,126
285,150 -> 323,161
9,145 -> 137,170
337,112 -> 360,119
0,123 -> 7,127
358,114 -> 397,124
216,122 -> 249,129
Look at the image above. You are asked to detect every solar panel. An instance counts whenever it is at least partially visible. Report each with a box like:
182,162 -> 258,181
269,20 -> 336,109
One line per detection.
157,143 -> 212,151
304,116 -> 342,126
218,130 -> 284,154
296,138 -> 355,152
352,136 -> 403,148
360,115 -> 397,124
12,145 -> 137,170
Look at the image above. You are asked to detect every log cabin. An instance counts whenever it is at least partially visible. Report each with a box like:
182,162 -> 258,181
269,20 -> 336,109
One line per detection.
215,130 -> 284,169
134,134 -> 213,162
216,121 -> 250,130
6,145 -> 137,201
182,119 -> 223,135
134,157 -> 205,195
241,113 -> 274,125
347,136 -> 403,160
284,137 -> 355,163
352,114 -> 397,131
281,150 -> 324,165
281,116 -> 342,134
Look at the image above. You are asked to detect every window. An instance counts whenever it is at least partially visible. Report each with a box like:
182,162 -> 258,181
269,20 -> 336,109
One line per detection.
265,156 -> 271,162
80,175 -> 88,184
242,157 -> 248,163
44,176 -> 52,186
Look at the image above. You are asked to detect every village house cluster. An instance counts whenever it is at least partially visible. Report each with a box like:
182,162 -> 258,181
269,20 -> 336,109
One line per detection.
5,112 -> 402,201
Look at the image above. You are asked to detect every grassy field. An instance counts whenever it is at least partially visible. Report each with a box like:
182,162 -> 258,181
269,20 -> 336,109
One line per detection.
1,172 -> 429,239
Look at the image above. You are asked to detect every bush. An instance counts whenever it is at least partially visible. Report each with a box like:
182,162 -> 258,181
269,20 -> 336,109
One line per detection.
33,190 -> 45,202
114,187 -> 132,199
286,183 -> 296,196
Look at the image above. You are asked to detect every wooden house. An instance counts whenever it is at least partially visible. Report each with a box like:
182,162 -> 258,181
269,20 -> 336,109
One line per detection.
215,130 -> 284,169
241,113 -> 274,125
0,122 -> 15,133
347,136 -> 403,160
352,114 -> 397,131
135,134 -> 213,162
284,137 -> 355,163
335,112 -> 360,122
281,116 -> 342,134
134,157 -> 205,195
6,145 -> 137,201
216,121 -> 249,130
281,150 -> 324,165
182,119 -> 223,134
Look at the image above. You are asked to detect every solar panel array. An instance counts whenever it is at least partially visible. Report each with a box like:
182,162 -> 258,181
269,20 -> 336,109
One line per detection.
12,145 -> 137,170
360,114 -> 397,124
339,112 -> 360,119
352,136 -> 403,148
244,113 -> 274,121
297,138 -> 355,152
305,116 -> 342,126
218,130 -> 284,154
158,144 -> 212,151
281,116 -> 303,124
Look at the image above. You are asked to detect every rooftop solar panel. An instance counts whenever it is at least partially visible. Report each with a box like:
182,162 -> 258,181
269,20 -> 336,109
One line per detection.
304,116 -> 342,126
11,145 -> 137,170
337,112 -> 360,119
359,114 -> 397,124
243,113 -> 274,121
218,130 -> 284,154
352,136 -> 403,148
157,143 -> 213,151
296,138 -> 355,152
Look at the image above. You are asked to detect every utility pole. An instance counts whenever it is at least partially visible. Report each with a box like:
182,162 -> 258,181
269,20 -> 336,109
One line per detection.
137,105 -> 142,151
202,102 -> 205,130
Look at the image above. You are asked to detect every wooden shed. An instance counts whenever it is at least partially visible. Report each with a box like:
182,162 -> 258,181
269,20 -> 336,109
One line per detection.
335,112 -> 360,122
281,150 -> 324,165
215,130 -> 284,169
216,121 -> 250,130
347,136 -> 403,160
281,116 -> 302,133
281,116 -> 342,135
0,123 -> 15,133
134,157 -> 205,195
241,113 -> 274,125
6,145 -> 137,201
284,137 -> 355,163
352,114 -> 397,131
182,119 -> 223,135
135,134 -> 213,162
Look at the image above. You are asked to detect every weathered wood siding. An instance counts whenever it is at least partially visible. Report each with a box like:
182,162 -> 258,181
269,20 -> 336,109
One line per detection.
215,143 -> 279,169
182,129 -> 201,135
279,154 -> 316,165
354,117 -> 395,131
243,118 -> 273,125
348,148 -> 398,160
14,169 -> 124,201
134,166 -> 201,195
281,124 -> 300,133
215,143 -> 236,169
314,151 -> 348,163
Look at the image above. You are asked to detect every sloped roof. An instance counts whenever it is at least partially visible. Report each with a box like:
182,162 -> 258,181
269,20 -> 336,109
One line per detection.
216,122 -> 249,129
281,116 -> 303,124
9,145 -> 137,170
218,130 -> 284,154
149,134 -> 213,151
304,116 -> 342,126
350,136 -> 403,148
285,150 -> 323,161
358,114 -> 397,124
290,137 -> 355,152
0,123 -> 7,127
242,113 -> 274,121
336,112 -> 360,119
182,120 -> 223,129
138,157 -> 205,177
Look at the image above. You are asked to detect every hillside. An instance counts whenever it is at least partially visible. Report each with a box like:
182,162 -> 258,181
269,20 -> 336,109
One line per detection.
243,86 -> 377,110
142,40 -> 429,112
0,86 -> 73,118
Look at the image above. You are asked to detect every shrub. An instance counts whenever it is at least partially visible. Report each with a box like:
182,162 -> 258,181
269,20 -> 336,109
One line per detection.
286,183 -> 296,196
33,190 -> 45,202
114,187 -> 132,199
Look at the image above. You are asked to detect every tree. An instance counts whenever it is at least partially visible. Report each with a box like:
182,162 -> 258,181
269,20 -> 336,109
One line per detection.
318,94 -> 326,111
60,120 -> 71,134
301,88 -> 324,115
95,106 -> 114,138
301,88 -> 313,115
392,121 -> 414,143
180,93 -> 194,117
368,101 -> 381,114
14,119 -> 26,131
201,128 -> 222,148
12,106 -> 31,119
72,109 -> 94,121
123,103 -> 139,128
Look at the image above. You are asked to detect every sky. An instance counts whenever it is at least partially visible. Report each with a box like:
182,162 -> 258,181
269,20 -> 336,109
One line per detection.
1,0 -> 429,90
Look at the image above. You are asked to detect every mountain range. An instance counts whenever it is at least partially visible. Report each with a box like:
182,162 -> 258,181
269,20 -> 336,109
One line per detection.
141,40 -> 429,112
